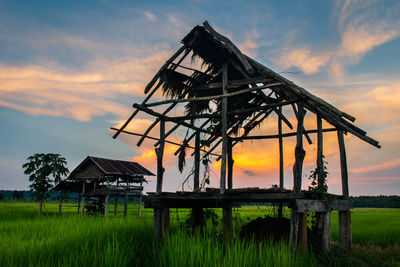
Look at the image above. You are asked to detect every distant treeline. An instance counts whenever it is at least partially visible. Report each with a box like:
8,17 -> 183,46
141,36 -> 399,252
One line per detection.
1,191 -> 399,208
0,190 -> 142,202
350,195 -> 400,208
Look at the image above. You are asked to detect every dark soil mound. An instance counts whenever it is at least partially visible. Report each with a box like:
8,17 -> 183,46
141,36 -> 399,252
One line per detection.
240,216 -> 290,242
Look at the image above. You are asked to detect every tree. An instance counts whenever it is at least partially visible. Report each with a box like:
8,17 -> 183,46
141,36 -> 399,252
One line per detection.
22,153 -> 69,214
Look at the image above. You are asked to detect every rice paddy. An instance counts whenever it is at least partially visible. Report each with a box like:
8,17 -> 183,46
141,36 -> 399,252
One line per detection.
0,201 -> 399,266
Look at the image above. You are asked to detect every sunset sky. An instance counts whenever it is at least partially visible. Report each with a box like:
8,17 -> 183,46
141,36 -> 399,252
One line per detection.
1,0 -> 400,196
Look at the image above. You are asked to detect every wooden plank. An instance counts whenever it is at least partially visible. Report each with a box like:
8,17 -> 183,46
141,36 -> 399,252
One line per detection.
293,102 -> 306,193
294,199 -> 352,212
338,130 -> 349,197
170,99 -> 296,121
339,210 -> 351,251
156,120 -> 165,195
195,76 -> 272,90
231,128 -> 337,141
220,63 -> 228,194
143,82 -> 282,107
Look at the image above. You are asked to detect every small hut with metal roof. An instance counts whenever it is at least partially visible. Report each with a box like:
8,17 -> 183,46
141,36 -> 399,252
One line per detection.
55,156 -> 154,216
112,21 -> 380,252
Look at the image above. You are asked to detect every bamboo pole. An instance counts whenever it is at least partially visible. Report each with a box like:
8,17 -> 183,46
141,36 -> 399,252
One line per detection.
156,120 -> 165,195
114,197 -> 118,216
81,181 -> 85,216
220,63 -> 228,194
144,82 -> 282,108
278,105 -> 284,218
194,131 -> 200,190
227,138 -> 233,189
293,102 -> 306,193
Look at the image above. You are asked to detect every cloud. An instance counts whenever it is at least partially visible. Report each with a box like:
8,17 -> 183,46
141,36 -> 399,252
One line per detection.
273,1 -> 400,76
0,49 -> 172,121
351,158 -> 400,174
238,29 -> 261,58
276,47 -> 330,75
144,12 -> 156,22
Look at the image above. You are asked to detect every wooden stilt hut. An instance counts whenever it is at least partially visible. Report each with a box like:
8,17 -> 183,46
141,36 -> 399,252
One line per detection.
55,156 -> 154,216
112,21 -> 380,251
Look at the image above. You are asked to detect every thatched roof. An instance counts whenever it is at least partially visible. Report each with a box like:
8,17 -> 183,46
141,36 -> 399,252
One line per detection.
112,21 -> 380,173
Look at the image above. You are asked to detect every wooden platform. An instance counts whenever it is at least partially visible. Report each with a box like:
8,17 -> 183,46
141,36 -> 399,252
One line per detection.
145,188 -> 351,212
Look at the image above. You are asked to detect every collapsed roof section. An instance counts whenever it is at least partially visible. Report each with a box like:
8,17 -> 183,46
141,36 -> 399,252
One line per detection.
112,21 -> 380,175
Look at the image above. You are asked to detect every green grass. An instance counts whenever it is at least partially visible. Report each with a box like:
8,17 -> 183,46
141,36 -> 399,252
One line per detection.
0,202 -> 399,266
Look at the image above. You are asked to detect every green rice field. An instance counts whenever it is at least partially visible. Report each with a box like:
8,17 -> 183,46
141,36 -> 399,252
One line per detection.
0,201 -> 399,266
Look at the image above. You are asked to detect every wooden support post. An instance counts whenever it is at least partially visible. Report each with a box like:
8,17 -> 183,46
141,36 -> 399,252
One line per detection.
138,194 -> 143,217
124,193 -> 128,217
114,197 -> 118,216
316,212 -> 331,252
317,115 -> 324,187
77,195 -> 81,214
289,210 -> 300,254
163,208 -> 170,234
194,130 -> 200,190
192,130 -> 203,234
338,130 -> 351,250
192,208 -> 203,236
227,138 -> 234,189
298,212 -> 308,247
337,130 -> 349,198
81,181 -> 86,216
293,102 -> 306,193
105,194 -> 109,215
154,208 -> 170,240
220,62 -> 228,194
156,120 -> 165,195
58,192 -> 63,215
339,210 -> 351,251
154,208 -> 163,240
223,206 -> 233,238
278,105 -> 284,218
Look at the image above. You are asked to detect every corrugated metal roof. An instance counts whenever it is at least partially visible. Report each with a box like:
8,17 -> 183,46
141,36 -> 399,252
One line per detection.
89,156 -> 155,176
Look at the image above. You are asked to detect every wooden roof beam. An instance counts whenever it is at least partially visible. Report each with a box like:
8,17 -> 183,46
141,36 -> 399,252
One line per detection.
231,128 -> 338,140
113,47 -> 191,139
110,128 -> 221,157
143,82 -> 282,108
132,103 -> 210,134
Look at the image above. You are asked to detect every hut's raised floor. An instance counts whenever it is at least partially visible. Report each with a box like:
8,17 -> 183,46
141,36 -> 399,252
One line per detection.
145,188 -> 351,212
